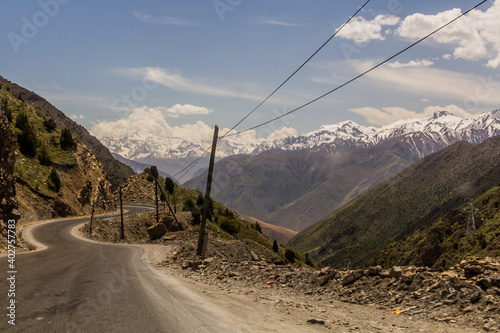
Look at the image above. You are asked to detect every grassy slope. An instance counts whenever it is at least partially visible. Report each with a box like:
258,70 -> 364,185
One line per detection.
1,83 -> 112,220
0,76 -> 134,189
373,185 -> 500,270
289,136 -> 500,268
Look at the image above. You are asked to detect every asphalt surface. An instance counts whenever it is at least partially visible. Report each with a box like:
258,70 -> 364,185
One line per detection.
1,207 -> 251,332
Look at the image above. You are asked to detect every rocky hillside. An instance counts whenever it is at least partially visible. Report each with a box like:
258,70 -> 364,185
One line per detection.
0,76 -> 134,189
289,136 -> 500,269
0,104 -> 20,246
0,81 -> 114,223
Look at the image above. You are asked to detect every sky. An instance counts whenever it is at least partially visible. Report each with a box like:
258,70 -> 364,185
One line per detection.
1,0 -> 500,145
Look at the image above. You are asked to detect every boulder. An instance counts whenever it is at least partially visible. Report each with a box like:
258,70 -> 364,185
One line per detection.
147,223 -> 167,240
342,270 -> 365,286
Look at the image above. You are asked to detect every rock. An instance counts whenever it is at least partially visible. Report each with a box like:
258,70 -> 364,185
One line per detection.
368,265 -> 382,276
190,260 -> 203,270
319,269 -> 338,287
441,271 -> 458,281
464,265 -> 484,278
228,271 -> 239,277
469,291 -> 482,303
478,277 -> 500,290
342,270 -> 365,286
146,223 -> 167,240
250,251 -> 259,261
203,257 -> 215,265
307,319 -> 325,325
389,266 -> 403,279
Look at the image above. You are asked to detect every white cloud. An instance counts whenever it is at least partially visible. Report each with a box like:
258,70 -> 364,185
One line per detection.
336,14 -> 400,43
70,114 -> 85,120
133,11 -> 199,26
90,106 -> 296,146
256,18 -> 298,27
396,1 -> 500,68
387,59 -> 434,68
350,60 -> 500,105
115,67 -> 262,101
350,104 -> 474,126
165,104 -> 213,116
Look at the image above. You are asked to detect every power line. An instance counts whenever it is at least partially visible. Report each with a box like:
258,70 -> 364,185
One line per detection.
172,1 -> 373,181
225,0 -> 488,138
218,0 -> 372,142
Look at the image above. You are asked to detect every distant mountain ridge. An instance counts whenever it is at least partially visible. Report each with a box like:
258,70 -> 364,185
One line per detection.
253,110 -> 500,155
98,110 -> 500,181
185,110 -> 500,231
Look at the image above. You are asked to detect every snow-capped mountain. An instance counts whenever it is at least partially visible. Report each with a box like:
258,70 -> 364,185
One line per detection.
253,109 -> 500,154
96,109 -> 500,180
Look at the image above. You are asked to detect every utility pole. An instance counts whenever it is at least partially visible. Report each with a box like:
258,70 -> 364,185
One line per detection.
197,125 -> 219,258
120,186 -> 124,239
156,177 -> 182,230
155,178 -> 159,225
89,200 -> 95,234
467,198 -> 476,233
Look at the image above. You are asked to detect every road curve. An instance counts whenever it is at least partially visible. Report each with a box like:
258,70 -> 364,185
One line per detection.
0,208 -> 255,332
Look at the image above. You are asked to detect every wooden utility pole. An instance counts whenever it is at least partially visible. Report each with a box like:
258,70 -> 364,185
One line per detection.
197,125 -> 219,258
156,177 -> 182,230
119,186 -> 124,239
89,200 -> 95,234
155,178 -> 159,225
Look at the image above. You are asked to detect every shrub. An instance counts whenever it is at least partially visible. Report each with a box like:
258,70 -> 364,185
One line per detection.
254,222 -> 262,234
37,144 -> 51,165
43,118 -> 57,132
60,128 -> 75,150
273,240 -> 279,252
47,168 -> 61,192
285,249 -> 296,263
220,216 -> 240,235
15,113 -> 37,157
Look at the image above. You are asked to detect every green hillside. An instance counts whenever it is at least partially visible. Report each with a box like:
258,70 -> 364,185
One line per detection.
288,136 -> 500,268
373,185 -> 500,270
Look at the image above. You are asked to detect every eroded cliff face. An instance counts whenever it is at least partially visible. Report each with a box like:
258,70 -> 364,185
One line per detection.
15,142 -> 115,222
0,106 -> 20,240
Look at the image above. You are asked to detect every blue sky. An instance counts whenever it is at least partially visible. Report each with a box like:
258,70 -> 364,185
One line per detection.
1,0 -> 500,143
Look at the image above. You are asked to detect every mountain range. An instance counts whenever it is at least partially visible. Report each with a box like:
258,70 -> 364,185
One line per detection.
185,110 -> 500,231
288,135 -> 500,269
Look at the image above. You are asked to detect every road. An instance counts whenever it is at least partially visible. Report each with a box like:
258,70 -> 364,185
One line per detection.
0,207 -> 256,332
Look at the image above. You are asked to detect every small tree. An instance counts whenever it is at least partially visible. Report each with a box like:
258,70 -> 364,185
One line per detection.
47,168 -> 61,192
285,249 -> 296,263
43,118 -> 57,132
165,177 -> 176,213
255,221 -> 262,234
15,112 -> 37,157
60,128 -> 75,150
149,166 -> 159,179
38,144 -> 51,165
305,253 -> 314,267
273,239 -> 279,252
220,217 -> 240,235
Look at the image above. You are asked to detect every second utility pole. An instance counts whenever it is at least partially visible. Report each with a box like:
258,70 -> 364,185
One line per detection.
197,125 -> 219,259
